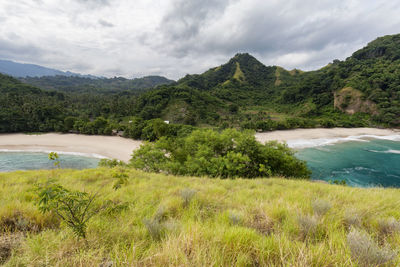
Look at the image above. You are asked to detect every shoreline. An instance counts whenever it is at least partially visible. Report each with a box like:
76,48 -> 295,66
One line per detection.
0,133 -> 142,162
0,128 -> 399,162
255,127 -> 400,148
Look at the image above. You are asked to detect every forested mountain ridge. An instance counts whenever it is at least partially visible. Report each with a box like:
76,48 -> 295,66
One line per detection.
135,34 -> 400,127
1,34 -> 400,136
21,75 -> 175,93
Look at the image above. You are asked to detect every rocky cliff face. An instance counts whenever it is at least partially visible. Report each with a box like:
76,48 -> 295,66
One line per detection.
334,87 -> 378,115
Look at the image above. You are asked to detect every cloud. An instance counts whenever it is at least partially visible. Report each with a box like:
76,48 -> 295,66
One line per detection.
98,19 -> 114,27
0,0 -> 399,79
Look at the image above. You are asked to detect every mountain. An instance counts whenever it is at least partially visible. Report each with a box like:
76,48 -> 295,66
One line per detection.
21,75 -> 175,93
1,33 -> 400,134
0,59 -> 98,78
135,34 -> 400,127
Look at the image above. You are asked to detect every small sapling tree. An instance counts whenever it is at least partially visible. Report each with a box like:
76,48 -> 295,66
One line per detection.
48,152 -> 60,168
36,183 -> 99,239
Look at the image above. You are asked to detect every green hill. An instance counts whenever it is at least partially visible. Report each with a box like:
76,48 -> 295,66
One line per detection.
21,75 -> 175,93
1,168 -> 400,266
1,34 -> 400,135
136,34 -> 400,128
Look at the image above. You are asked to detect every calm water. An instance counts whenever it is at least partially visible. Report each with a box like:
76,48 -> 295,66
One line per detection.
295,139 -> 400,187
0,151 -> 100,172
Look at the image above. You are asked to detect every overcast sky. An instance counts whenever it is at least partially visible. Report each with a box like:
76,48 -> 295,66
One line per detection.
0,0 -> 399,79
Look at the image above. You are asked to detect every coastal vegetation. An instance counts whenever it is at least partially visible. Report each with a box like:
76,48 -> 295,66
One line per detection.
1,34 -> 400,138
1,168 -> 400,265
131,128 -> 310,179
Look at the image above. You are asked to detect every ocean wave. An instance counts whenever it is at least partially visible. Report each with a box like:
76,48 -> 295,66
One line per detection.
288,134 -> 400,149
0,149 -> 108,159
367,149 -> 400,155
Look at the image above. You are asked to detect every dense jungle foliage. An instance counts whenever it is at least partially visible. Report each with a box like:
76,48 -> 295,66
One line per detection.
1,34 -> 400,138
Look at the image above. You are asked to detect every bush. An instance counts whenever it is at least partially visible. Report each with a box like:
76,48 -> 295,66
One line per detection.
98,159 -> 125,168
131,129 -> 310,179
347,228 -> 396,266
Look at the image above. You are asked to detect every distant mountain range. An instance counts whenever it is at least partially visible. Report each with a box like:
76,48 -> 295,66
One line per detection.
0,59 -> 175,92
0,59 -> 99,78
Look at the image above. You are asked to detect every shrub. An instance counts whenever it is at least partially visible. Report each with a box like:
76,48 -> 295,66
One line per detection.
131,129 -> 311,179
36,183 -> 99,239
111,168 -> 129,190
347,228 -> 396,266
312,199 -> 331,216
98,159 -> 125,168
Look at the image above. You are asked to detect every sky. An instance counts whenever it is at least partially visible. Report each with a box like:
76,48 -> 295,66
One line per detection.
0,0 -> 399,80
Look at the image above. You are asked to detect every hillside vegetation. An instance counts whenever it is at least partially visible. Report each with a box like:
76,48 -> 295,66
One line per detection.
21,75 -> 174,93
1,34 -> 400,137
1,168 -> 400,266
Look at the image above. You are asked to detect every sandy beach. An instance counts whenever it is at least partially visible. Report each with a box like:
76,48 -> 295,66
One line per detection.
0,133 -> 142,162
255,128 -> 400,148
0,128 -> 399,163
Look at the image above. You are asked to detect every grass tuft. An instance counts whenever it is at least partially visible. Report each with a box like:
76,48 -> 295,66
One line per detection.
246,210 -> 274,235
297,214 -> 319,239
312,199 -> 331,216
347,228 -> 396,266
377,217 -> 400,236
0,233 -> 23,265
343,209 -> 362,229
180,188 -> 196,208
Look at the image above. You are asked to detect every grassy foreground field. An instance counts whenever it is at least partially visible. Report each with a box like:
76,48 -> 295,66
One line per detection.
1,168 -> 400,266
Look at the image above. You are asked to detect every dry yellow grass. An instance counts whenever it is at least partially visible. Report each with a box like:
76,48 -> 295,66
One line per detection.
1,168 -> 400,266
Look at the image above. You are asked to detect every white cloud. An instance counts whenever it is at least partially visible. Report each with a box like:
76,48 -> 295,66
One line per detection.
0,0 -> 399,79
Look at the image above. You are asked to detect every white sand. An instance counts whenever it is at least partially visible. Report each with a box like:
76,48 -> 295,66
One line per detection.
0,128 -> 399,163
255,128 -> 400,148
0,133 -> 142,162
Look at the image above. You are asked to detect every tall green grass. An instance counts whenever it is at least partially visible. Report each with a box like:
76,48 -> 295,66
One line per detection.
1,168 -> 400,266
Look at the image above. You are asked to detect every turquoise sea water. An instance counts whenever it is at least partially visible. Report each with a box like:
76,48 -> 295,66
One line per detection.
0,152 -> 100,172
295,138 -> 400,187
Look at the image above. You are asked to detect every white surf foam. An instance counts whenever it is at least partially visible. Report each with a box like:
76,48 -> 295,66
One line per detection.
0,149 -> 108,159
288,134 -> 400,149
368,149 -> 400,155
